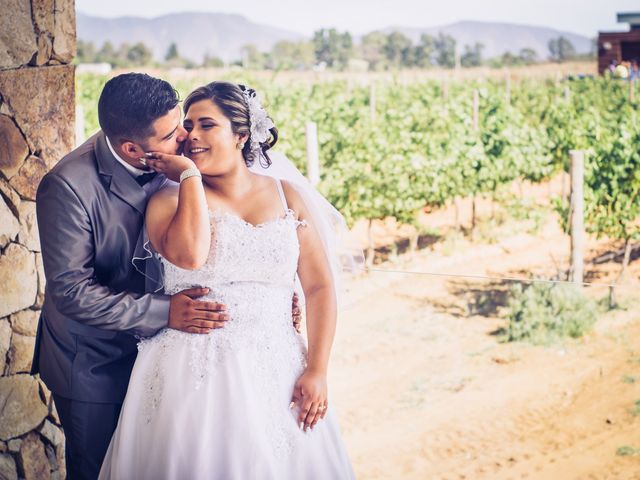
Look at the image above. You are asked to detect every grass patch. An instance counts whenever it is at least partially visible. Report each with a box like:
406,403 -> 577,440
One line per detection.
616,445 -> 640,457
501,282 -> 598,345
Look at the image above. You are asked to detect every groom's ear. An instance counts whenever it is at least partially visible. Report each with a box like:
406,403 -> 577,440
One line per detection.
120,141 -> 145,161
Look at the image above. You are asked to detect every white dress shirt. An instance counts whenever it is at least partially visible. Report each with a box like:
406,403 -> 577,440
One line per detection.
105,136 -> 149,178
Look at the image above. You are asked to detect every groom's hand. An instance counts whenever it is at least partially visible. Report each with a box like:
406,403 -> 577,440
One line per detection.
292,292 -> 302,333
145,152 -> 196,183
168,287 -> 229,334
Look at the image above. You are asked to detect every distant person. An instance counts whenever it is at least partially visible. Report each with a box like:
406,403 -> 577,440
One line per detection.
614,62 -> 629,79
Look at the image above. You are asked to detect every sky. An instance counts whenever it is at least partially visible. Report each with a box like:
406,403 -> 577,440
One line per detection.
75,0 -> 638,38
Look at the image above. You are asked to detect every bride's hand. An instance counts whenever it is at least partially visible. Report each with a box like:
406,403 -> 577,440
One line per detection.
290,369 -> 328,431
145,152 -> 197,183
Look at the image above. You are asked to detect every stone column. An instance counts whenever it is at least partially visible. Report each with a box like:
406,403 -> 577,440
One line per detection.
0,1 -> 75,479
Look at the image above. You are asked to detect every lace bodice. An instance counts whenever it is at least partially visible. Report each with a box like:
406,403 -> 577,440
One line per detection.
154,207 -> 307,361
163,208 -> 305,294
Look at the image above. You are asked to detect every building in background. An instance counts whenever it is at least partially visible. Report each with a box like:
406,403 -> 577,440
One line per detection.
598,12 -> 640,75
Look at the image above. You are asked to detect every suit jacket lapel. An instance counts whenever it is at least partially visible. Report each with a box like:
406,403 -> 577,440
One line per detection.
94,132 -> 147,215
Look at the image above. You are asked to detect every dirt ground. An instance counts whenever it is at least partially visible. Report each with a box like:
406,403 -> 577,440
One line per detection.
328,177 -> 640,479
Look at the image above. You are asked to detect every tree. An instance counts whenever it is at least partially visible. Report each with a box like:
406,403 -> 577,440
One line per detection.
312,28 -> 353,70
589,37 -> 597,58
501,51 -> 521,66
556,37 -> 575,61
240,44 -> 266,69
95,41 -> 116,65
360,31 -> 388,71
548,36 -> 576,62
113,43 -> 132,67
518,48 -> 538,65
488,51 -> 524,68
460,42 -> 484,67
383,31 -> 413,68
269,41 -> 314,70
165,42 -> 180,62
434,33 -> 456,68
127,42 -> 153,66
76,40 -> 97,63
413,34 -> 435,69
202,53 -> 224,68
164,42 -> 195,68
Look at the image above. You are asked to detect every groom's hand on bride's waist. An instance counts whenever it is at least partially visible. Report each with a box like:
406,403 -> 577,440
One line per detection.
292,292 -> 302,333
168,287 -> 229,334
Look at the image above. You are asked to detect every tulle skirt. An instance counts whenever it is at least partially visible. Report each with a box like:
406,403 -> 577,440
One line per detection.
99,327 -> 355,480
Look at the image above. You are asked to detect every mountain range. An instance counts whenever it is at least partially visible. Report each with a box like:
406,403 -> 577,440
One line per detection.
77,12 -> 304,63
77,12 -> 593,64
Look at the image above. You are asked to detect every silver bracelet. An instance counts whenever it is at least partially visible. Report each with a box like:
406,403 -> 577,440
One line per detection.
179,167 -> 202,183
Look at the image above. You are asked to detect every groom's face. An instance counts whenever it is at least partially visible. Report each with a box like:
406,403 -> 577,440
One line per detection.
118,106 -> 188,169
142,106 -> 188,155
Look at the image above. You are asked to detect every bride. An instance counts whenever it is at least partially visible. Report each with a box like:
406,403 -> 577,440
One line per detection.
98,81 -> 356,479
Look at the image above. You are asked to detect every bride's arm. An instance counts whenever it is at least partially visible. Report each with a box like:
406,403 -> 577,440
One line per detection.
145,153 -> 211,270
282,181 -> 337,430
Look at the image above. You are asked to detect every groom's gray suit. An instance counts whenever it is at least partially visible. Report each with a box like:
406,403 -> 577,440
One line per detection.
32,131 -> 169,478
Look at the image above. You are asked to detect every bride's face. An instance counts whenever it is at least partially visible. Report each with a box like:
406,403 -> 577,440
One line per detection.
183,99 -> 244,175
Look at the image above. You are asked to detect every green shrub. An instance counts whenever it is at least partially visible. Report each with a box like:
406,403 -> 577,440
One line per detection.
503,282 -> 597,344
616,446 -> 640,457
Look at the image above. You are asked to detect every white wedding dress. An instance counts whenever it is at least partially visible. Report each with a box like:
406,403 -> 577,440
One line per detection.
99,180 -> 355,479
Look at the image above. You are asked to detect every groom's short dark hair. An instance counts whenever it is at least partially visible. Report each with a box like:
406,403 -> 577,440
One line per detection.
98,73 -> 179,144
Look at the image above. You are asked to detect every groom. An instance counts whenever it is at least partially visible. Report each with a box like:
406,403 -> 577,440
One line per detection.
33,73 -> 300,480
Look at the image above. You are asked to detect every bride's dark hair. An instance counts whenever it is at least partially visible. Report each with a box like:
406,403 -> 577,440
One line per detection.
183,82 -> 278,167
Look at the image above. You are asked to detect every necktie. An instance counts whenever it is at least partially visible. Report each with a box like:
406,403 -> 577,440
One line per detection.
136,172 -> 157,186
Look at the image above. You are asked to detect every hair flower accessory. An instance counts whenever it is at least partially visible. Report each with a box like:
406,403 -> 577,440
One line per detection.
242,89 -> 275,153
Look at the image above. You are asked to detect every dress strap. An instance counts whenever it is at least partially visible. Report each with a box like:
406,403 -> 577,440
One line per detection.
275,179 -> 289,212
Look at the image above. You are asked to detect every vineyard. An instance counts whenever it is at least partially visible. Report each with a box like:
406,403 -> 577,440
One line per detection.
77,71 -> 640,276
75,71 -> 640,478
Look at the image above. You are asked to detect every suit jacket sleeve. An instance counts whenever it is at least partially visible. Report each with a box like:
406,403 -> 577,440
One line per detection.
36,172 -> 170,337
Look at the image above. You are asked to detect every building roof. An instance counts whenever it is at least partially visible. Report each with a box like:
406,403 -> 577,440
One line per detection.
617,12 -> 640,27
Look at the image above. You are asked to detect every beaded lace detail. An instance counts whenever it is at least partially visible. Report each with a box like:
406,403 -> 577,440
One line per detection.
138,207 -> 308,455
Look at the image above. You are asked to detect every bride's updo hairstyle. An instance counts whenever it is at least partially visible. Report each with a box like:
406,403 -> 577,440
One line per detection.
183,81 -> 278,167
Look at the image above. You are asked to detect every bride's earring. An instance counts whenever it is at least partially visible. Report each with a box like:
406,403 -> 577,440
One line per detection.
236,142 -> 245,150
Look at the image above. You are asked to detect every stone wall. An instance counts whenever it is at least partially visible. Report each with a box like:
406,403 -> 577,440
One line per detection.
0,1 -> 76,479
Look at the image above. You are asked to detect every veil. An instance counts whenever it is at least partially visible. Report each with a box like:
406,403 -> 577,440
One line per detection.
250,151 -> 364,306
